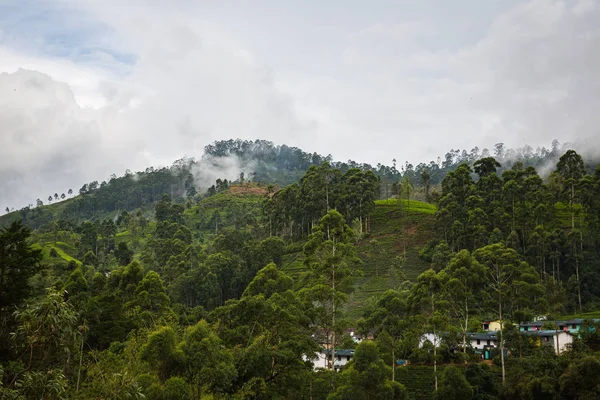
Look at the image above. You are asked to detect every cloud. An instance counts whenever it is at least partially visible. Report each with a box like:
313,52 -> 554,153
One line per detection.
191,155 -> 256,192
1,0 -> 599,211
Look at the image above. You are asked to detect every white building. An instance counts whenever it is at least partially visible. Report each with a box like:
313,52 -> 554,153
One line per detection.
418,333 -> 442,348
523,330 -> 573,354
469,332 -> 498,350
310,349 -> 355,371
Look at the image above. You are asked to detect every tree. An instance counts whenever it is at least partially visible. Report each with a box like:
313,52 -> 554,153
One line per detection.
421,168 -> 432,203
11,288 -> 79,371
141,326 -> 183,381
400,176 -> 413,213
411,269 -> 447,390
61,193 -> 66,200
328,341 -> 407,400
0,221 -> 43,320
36,198 -> 43,207
115,242 -> 134,266
435,365 -> 473,400
212,263 -> 318,398
368,290 -> 414,381
179,320 -> 237,396
440,250 -> 485,360
68,188 -> 73,196
54,193 -> 59,201
559,356 -> 600,399
48,195 -> 52,203
556,150 -> 585,229
473,243 -> 544,386
301,210 -> 359,370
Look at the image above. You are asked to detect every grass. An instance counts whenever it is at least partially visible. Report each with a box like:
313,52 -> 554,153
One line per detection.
375,199 -> 437,215
280,199 -> 437,319
560,311 -> 600,320
347,200 -> 436,318
31,242 -> 82,265
46,243 -> 82,265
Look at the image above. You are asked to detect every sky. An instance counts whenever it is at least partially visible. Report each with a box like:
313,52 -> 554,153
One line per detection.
0,0 -> 599,211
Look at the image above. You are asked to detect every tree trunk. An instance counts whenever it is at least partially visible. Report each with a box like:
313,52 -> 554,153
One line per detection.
392,347 -> 395,381
432,295 -> 438,391
331,246 -> 336,371
463,298 -> 468,364
499,294 -> 506,386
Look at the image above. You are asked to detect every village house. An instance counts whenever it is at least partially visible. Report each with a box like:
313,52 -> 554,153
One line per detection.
310,349 -> 354,371
522,330 -> 573,354
481,320 -> 503,331
469,332 -> 498,350
519,318 -> 599,334
418,333 -> 442,348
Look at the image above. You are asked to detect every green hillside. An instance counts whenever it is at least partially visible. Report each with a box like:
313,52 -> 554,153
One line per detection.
2,143 -> 600,400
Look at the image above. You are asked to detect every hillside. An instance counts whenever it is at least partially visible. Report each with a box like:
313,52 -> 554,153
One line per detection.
14,184 -> 436,319
2,142 -> 600,400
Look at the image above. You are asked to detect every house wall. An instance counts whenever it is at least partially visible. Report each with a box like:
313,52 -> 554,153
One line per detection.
308,351 -> 352,371
419,333 -> 441,347
488,321 -> 502,331
555,332 -> 573,353
470,338 -> 497,350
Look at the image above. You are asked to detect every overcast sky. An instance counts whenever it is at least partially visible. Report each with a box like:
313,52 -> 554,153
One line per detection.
1,0 -> 599,211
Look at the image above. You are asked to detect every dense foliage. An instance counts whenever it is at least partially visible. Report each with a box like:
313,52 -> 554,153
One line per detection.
1,140 -> 600,399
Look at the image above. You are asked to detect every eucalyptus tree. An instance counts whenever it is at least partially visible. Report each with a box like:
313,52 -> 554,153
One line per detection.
300,210 -> 360,370
473,243 -> 544,386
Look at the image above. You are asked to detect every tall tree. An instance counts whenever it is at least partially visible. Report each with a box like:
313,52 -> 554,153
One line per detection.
440,250 -> 485,360
473,243 -> 543,386
0,221 -> 43,320
300,210 -> 359,370
420,168 -> 431,203
556,150 -> 585,229
411,269 -> 447,390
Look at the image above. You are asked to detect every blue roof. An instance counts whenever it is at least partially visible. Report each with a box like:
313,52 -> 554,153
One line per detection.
321,349 -> 354,357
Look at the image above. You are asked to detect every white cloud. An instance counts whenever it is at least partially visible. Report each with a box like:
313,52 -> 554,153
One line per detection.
1,0 -> 599,211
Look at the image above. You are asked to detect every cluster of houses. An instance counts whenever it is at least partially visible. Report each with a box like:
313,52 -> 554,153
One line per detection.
310,319 -> 598,371
472,318 -> 596,358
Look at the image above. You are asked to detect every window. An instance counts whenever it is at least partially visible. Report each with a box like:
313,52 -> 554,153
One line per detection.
571,324 -> 577,329
337,355 -> 341,361
477,339 -> 480,345
487,340 -> 490,345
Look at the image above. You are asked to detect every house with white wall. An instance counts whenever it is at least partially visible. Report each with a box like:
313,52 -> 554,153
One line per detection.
418,333 -> 442,348
309,349 -> 355,371
523,330 -> 573,354
469,332 -> 498,350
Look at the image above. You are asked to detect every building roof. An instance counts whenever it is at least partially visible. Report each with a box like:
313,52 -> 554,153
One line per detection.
520,318 -> 599,327
522,330 -> 570,337
321,349 -> 355,357
520,321 -> 544,327
469,332 -> 498,340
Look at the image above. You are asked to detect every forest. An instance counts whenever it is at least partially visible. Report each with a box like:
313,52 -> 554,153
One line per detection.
1,138 -> 600,399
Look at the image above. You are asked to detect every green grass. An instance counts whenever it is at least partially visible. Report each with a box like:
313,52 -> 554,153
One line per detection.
560,311 -> 600,320
31,242 -> 82,265
46,243 -> 82,265
280,199 -> 437,319
375,199 -> 437,215
348,201 -> 436,318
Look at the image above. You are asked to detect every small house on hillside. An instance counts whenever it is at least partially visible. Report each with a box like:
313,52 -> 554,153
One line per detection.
519,318 -> 599,334
520,321 -> 544,332
310,349 -> 354,371
482,321 -> 503,331
418,333 -> 442,348
470,332 -> 498,350
523,330 -> 573,354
